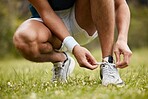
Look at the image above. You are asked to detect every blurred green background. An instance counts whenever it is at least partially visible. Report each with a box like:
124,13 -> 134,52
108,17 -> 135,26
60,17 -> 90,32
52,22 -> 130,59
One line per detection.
0,0 -> 148,58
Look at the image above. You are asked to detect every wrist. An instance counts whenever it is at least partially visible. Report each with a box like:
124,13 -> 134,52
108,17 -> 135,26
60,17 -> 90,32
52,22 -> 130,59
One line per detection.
63,36 -> 80,53
117,35 -> 128,43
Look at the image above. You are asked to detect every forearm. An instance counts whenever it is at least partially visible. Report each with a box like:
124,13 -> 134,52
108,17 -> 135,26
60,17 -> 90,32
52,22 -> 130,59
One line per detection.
115,2 -> 130,43
42,11 -> 70,41
28,0 -> 70,41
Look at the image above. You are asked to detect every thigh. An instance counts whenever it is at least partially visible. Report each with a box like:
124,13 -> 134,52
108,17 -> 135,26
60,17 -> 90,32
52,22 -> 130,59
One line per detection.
75,0 -> 96,36
14,19 -> 61,49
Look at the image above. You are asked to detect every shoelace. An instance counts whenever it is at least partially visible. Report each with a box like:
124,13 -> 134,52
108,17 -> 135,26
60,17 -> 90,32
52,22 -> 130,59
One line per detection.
97,61 -> 117,78
96,61 -> 115,65
52,63 -> 64,79
97,61 -> 124,86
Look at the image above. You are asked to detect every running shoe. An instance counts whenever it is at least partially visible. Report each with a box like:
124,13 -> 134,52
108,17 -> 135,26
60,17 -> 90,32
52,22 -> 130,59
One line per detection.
99,56 -> 125,87
51,52 -> 75,82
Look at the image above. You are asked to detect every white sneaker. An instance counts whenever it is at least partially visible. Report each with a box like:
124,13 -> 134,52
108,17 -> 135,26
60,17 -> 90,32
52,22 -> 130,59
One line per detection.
51,52 -> 75,82
100,56 -> 125,87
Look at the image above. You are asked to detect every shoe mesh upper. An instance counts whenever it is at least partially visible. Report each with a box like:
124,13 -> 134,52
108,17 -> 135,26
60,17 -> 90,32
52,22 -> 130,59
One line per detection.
100,62 -> 124,86
51,52 -> 75,82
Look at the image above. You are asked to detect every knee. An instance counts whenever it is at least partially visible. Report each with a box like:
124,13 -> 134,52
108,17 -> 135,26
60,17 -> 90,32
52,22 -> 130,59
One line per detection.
14,27 -> 37,43
13,31 -> 24,50
13,29 -> 36,49
13,29 -> 53,61
13,29 -> 39,58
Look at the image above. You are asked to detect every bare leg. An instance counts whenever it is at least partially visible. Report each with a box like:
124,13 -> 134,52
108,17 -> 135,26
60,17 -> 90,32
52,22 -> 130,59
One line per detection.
13,19 -> 66,63
75,0 -> 96,36
90,0 -> 115,58
75,0 -> 115,58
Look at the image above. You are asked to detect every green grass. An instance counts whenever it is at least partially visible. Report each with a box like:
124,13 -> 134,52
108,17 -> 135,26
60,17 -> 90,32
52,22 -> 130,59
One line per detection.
0,48 -> 148,99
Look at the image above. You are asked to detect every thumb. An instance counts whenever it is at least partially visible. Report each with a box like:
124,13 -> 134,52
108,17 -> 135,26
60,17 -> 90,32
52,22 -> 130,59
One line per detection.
82,60 -> 98,70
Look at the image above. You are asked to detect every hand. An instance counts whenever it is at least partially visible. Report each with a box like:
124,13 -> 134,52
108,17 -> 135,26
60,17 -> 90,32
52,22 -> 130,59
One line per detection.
113,40 -> 132,68
73,45 -> 98,70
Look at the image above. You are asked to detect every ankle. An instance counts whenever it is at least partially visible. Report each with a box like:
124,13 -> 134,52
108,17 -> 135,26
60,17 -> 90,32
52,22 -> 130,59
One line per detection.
59,52 -> 67,62
102,55 -> 113,63
52,52 -> 67,63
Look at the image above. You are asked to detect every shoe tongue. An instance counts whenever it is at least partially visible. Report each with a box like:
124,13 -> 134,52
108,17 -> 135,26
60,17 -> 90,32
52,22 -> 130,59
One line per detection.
103,55 -> 113,63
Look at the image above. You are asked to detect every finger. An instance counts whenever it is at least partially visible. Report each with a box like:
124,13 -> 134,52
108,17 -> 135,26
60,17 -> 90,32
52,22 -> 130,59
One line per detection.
86,52 -> 97,65
124,53 -> 129,64
116,62 -> 128,68
124,51 -> 132,64
116,60 -> 128,68
114,50 -> 121,64
116,57 -> 128,68
80,59 -> 98,70
80,64 -> 98,70
117,65 -> 128,69
116,53 -> 130,68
